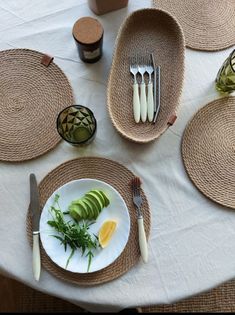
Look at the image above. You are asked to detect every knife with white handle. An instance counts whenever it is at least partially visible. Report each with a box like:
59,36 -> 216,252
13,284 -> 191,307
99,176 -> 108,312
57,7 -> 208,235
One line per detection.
30,173 -> 41,281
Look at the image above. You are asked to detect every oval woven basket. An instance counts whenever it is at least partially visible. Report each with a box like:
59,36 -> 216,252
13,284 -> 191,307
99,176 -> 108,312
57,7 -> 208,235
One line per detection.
107,8 -> 185,143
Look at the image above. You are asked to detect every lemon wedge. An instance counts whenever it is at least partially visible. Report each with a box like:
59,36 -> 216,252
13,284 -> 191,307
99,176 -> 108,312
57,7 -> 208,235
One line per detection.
98,220 -> 117,248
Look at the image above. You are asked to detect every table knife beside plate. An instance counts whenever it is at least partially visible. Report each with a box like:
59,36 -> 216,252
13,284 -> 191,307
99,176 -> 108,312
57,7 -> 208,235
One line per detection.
29,173 -> 41,281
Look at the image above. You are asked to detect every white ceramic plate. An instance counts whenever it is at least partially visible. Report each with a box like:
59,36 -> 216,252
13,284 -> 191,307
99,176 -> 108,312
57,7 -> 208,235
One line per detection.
39,179 -> 130,273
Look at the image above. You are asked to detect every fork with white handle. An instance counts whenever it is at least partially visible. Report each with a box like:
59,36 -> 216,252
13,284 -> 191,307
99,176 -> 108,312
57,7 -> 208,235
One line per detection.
130,56 -> 141,123
138,57 -> 147,123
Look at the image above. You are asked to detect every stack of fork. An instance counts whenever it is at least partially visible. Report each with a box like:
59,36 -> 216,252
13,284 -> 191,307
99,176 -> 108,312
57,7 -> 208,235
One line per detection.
130,55 -> 160,124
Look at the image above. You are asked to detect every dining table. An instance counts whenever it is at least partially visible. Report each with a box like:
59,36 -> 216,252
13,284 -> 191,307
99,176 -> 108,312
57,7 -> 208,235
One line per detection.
1,0 -> 235,312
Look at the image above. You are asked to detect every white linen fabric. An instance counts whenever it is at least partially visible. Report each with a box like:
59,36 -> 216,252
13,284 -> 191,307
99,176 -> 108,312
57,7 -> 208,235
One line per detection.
0,0 -> 235,312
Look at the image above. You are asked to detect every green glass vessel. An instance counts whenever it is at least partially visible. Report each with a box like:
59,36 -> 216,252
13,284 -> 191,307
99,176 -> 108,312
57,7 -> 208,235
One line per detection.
57,105 -> 97,146
216,49 -> 235,93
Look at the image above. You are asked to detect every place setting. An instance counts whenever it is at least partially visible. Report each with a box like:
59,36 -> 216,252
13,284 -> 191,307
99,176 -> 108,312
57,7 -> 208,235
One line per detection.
27,157 -> 151,284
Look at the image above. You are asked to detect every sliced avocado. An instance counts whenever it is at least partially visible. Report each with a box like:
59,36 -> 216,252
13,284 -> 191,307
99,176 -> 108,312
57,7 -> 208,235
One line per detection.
84,195 -> 100,218
82,198 -> 95,220
69,203 -> 85,221
99,190 -> 110,207
69,189 -> 110,221
86,192 -> 103,212
90,190 -> 106,208
91,190 -> 110,207
85,193 -> 102,212
69,204 -> 82,221
77,199 -> 89,220
71,199 -> 81,205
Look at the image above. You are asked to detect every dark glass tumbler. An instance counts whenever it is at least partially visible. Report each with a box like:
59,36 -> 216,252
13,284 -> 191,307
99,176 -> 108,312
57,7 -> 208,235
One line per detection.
57,105 -> 97,146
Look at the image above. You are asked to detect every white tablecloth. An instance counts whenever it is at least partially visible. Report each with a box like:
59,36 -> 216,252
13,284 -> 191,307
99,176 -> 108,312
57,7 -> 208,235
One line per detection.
0,0 -> 235,312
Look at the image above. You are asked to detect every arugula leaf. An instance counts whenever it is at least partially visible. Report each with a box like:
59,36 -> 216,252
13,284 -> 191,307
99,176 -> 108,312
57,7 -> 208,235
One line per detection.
47,195 -> 98,271
86,250 -> 94,272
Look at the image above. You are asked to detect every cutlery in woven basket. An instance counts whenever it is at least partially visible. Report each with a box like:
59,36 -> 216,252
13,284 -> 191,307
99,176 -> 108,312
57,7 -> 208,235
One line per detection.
130,56 -> 141,123
146,57 -> 154,122
151,53 -> 161,124
138,57 -> 148,123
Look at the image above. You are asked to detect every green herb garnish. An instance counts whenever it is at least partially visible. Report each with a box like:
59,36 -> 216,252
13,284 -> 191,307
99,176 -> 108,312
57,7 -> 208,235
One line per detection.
47,194 -> 99,272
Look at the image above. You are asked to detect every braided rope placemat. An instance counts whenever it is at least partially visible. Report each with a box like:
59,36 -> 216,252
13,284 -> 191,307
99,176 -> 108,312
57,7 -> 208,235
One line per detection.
182,97 -> 235,209
153,0 -> 235,51
26,157 -> 151,285
107,8 -> 185,143
0,49 -> 74,162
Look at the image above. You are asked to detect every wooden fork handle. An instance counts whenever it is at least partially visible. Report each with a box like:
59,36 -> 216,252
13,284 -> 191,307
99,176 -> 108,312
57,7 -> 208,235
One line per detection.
138,216 -> 148,263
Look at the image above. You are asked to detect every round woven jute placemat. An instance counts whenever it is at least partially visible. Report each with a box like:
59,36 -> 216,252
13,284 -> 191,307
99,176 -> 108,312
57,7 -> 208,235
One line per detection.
153,0 -> 235,51
0,49 -> 74,162
182,97 -> 235,209
26,157 -> 151,285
